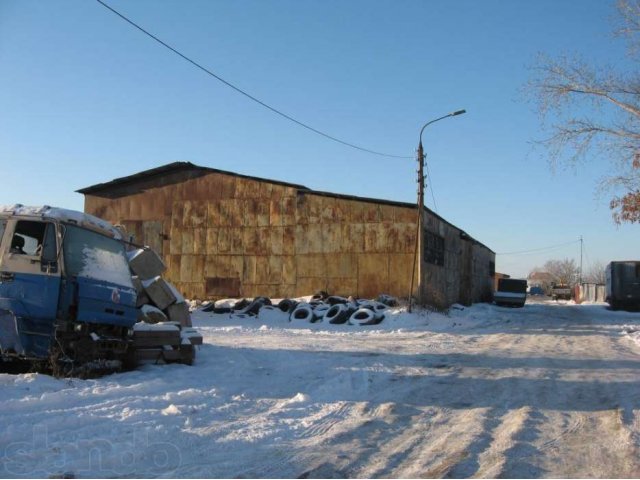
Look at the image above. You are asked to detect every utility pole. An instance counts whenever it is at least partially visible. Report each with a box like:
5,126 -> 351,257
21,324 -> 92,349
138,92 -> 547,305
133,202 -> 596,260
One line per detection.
408,109 -> 466,313
579,235 -> 583,284
408,144 -> 424,313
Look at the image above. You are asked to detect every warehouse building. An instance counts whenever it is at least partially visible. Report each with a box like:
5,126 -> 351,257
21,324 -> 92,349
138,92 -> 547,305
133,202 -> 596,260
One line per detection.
78,162 -> 494,307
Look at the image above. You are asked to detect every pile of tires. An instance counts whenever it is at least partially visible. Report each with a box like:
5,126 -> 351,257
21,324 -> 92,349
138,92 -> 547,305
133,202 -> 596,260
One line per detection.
202,293 -> 398,327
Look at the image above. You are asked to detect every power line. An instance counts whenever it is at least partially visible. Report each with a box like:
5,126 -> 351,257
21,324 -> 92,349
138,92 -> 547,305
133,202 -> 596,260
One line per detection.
424,155 -> 438,212
95,0 -> 412,160
497,239 -> 581,256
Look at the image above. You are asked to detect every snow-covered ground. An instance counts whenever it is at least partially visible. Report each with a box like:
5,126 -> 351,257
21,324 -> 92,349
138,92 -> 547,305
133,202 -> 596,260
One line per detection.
1,298 -> 639,478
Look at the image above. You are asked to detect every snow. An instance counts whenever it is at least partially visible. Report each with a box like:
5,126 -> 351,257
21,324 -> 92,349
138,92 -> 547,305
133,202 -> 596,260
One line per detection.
166,281 -> 185,303
622,324 -> 640,347
79,246 -> 133,288
133,321 -> 179,332
0,298 -> 639,478
0,204 -> 122,239
140,304 -> 166,316
141,276 -> 160,289
126,248 -> 144,262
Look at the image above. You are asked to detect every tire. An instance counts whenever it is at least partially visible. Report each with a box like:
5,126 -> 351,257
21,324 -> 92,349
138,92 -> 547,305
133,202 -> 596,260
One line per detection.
347,308 -> 376,326
211,307 -> 232,314
323,304 -> 350,324
290,304 -> 314,322
358,301 -> 388,317
200,302 -> 216,312
238,299 -> 266,316
311,291 -> 329,302
326,296 -> 348,306
253,296 -> 272,306
232,298 -> 250,311
347,307 -> 376,325
311,304 -> 330,323
277,299 -> 298,313
376,294 -> 398,307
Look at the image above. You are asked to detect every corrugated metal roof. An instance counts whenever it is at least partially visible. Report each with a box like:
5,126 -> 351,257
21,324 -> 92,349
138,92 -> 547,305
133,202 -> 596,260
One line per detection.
76,161 -> 310,196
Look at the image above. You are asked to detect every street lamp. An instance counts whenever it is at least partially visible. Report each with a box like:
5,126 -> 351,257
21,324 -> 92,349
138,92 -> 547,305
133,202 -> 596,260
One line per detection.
408,109 -> 466,313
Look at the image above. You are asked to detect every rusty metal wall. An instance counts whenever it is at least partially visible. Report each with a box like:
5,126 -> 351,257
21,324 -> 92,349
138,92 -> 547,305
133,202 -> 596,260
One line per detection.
420,213 -> 494,308
292,194 -> 417,299
84,170 -> 494,304
472,243 -> 495,302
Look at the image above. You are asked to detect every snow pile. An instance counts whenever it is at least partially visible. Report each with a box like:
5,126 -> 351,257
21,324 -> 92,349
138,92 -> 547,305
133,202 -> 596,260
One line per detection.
193,297 -> 497,333
622,324 -> 640,347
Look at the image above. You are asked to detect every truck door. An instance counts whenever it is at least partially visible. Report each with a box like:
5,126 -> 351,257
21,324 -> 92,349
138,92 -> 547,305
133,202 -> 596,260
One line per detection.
0,220 -> 61,357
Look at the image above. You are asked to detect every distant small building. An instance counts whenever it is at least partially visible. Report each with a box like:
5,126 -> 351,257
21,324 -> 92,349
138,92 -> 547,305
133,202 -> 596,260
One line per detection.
78,162 -> 495,307
528,271 -> 554,294
576,283 -> 606,303
494,272 -> 510,291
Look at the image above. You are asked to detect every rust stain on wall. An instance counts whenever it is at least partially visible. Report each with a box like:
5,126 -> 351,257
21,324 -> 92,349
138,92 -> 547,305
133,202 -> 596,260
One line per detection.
83,164 -> 494,304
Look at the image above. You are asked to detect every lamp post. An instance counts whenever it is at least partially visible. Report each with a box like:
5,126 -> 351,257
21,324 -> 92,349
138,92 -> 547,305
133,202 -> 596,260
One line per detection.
408,109 -> 466,313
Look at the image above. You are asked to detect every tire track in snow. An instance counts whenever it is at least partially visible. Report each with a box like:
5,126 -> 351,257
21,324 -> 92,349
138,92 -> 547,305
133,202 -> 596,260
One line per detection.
360,407 -> 488,478
472,406 -> 535,478
239,402 -> 374,478
296,401 -> 352,439
537,411 -> 585,453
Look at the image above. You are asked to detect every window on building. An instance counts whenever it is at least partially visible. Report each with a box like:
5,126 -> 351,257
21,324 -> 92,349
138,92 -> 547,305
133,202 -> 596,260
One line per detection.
489,261 -> 496,276
424,230 -> 445,266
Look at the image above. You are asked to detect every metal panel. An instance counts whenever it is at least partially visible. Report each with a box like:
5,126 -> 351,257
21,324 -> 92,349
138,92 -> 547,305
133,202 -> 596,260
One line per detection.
357,253 -> 389,298
206,277 -> 240,297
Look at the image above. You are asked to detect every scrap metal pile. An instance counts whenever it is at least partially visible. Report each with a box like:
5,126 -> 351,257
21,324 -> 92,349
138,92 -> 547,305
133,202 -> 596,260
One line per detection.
201,292 -> 399,326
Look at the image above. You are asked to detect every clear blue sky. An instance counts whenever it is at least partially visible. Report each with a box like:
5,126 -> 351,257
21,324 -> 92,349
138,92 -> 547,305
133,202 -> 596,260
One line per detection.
0,0 -> 637,278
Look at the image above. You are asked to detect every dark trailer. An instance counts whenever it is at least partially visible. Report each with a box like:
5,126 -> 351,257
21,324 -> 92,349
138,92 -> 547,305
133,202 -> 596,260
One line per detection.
606,261 -> 640,311
494,278 -> 527,308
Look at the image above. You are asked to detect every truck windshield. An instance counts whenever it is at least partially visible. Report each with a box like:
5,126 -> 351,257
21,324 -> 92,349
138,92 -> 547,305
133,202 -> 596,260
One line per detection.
63,225 -> 132,287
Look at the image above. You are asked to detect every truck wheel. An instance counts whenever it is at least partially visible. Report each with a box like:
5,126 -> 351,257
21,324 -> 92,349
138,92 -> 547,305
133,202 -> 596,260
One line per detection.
122,346 -> 138,371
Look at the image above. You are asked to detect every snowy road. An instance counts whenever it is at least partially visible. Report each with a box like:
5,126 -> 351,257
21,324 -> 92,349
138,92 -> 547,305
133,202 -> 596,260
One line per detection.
1,299 -> 639,478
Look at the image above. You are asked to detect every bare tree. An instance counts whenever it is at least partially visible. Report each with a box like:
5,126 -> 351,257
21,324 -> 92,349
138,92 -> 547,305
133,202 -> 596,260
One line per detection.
528,0 -> 640,223
584,260 -> 607,284
543,258 -> 580,285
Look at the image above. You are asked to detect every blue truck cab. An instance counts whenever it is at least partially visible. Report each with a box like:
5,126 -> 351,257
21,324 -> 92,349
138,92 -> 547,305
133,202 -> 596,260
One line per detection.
0,205 -> 138,369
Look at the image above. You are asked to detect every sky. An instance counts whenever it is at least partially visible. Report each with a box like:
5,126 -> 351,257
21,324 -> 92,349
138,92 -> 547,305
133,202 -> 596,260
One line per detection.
0,0 -> 637,278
